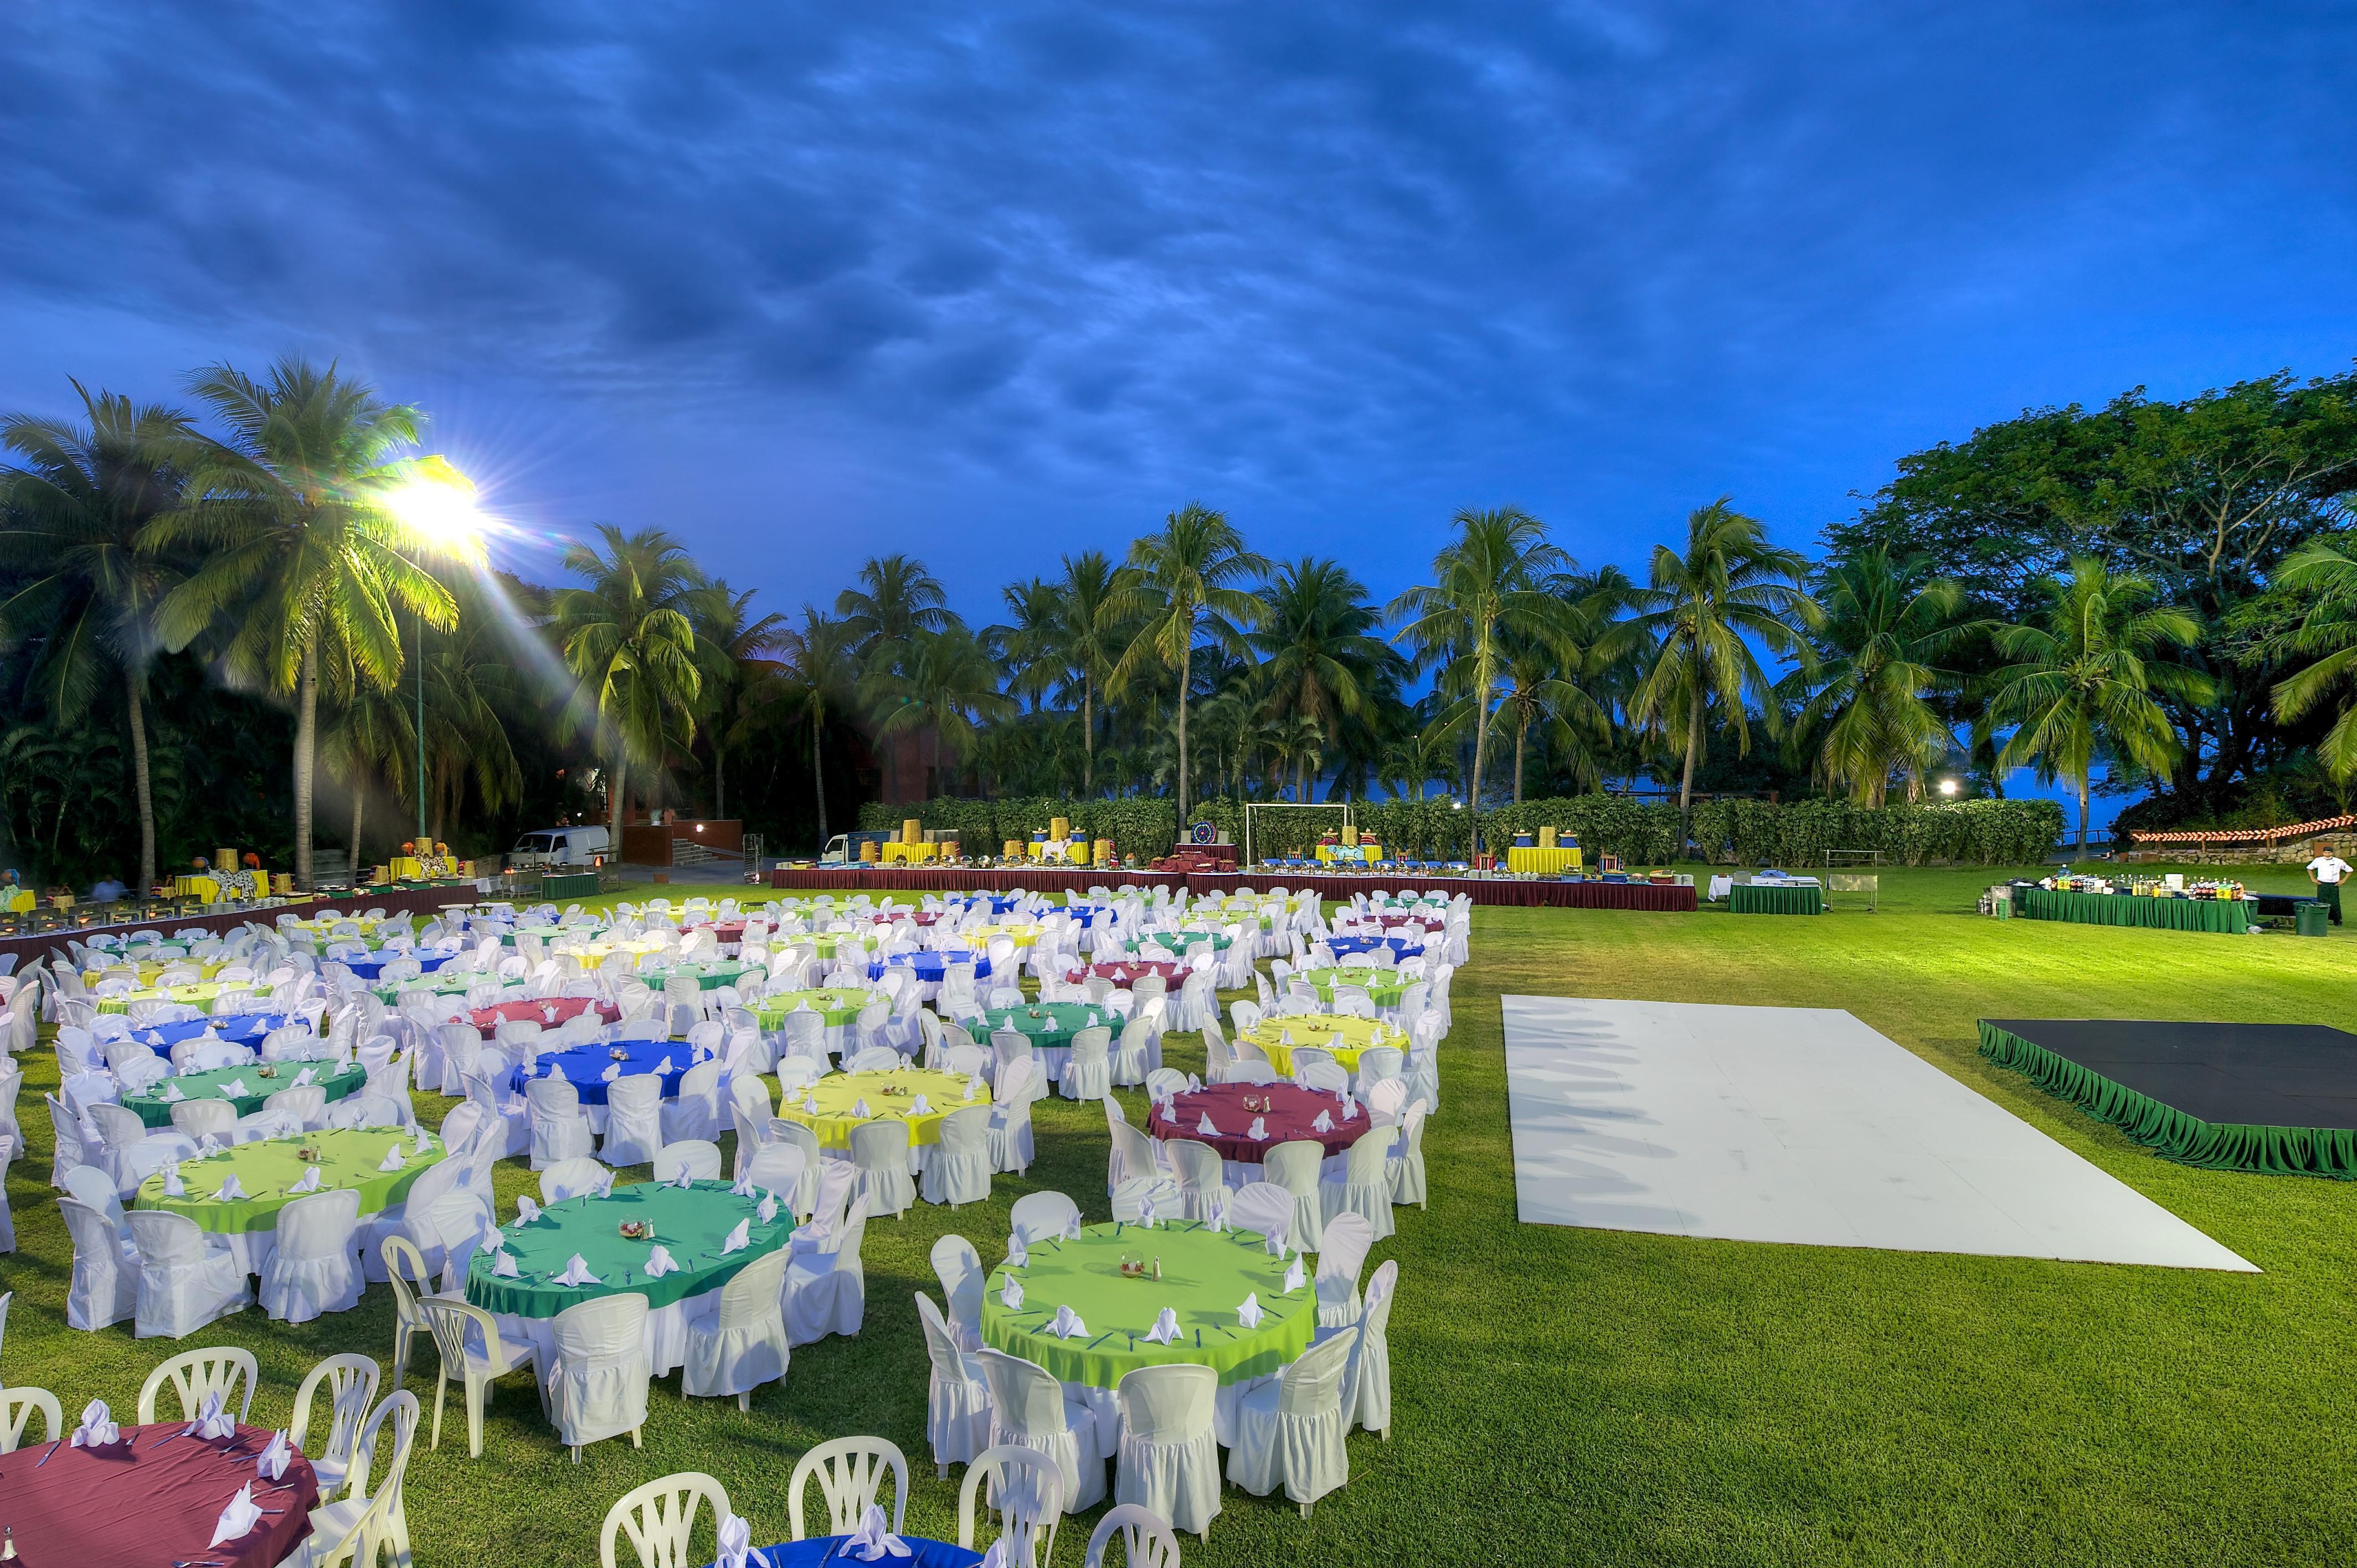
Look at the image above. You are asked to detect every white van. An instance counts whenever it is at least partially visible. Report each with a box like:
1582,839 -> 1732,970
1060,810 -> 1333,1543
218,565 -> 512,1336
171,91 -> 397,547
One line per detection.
508,826 -> 611,870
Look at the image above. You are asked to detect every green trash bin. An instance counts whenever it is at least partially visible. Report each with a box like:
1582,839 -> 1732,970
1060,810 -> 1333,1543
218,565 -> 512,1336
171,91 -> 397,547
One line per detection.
2298,900 -> 2330,937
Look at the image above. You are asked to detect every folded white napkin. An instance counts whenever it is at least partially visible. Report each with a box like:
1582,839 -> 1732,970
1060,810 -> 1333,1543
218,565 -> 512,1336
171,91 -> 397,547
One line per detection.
1085,1010 -> 1100,1028
554,1252 -> 601,1287
413,1126 -> 431,1153
1280,1029 -> 1298,1046
158,1080 -> 186,1102
1048,1303 -> 1088,1339
1187,1073 -> 1202,1092
292,1066 -> 317,1087
1145,1305 -> 1182,1345
961,1077 -> 979,1102
1205,1193 -> 1227,1231
69,1398 -> 120,1447
1237,1291 -> 1264,1328
601,1062 -> 621,1082
720,1218 -> 751,1254
514,1194 -> 541,1224
850,1097 -> 872,1117
186,1388 -> 236,1441
491,1249 -> 521,1277
209,1482 -> 264,1548
287,1167 -> 322,1194
1005,1235 -> 1027,1268
909,1093 -> 931,1115
218,1076 -> 249,1098
716,1510 -> 773,1568
161,1161 -> 186,1197
792,997 -> 810,1011
845,1502 -> 911,1562
213,1173 -> 246,1201
1136,1193 -> 1159,1227
999,1275 -> 1024,1309
979,1541 -> 1009,1568
197,1132 -> 225,1157
1341,1092 -> 1358,1120
1196,1112 -> 1218,1136
645,1244 -> 680,1278
802,1096 -> 820,1113
654,1054 -> 675,1075
378,1143 -> 405,1172
1247,1116 -> 1268,1143
1311,1109 -> 1334,1133
1064,1213 -> 1082,1240
256,1429 -> 292,1481
758,1190 -> 780,1224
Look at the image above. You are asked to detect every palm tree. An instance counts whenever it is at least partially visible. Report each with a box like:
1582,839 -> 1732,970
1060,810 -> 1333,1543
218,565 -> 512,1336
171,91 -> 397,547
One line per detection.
991,577 -> 1065,716
549,525 -> 707,835
1249,558 -> 1402,803
1053,550 -> 1133,797
417,602 -> 524,843
1983,558 -> 2209,856
0,382 -> 194,891
1111,504 -> 1265,824
837,554 -> 954,798
1622,498 -> 1819,850
1490,566 -> 1630,802
1782,548 -> 1970,806
864,625 -> 1016,792
1388,508 -> 1574,854
2264,539 -> 2357,781
764,608 -> 863,847
317,638 -> 413,873
691,581 -> 788,822
146,359 -> 459,889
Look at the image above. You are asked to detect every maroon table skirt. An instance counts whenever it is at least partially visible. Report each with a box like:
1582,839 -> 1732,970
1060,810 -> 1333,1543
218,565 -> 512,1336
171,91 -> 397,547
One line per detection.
0,1421 -> 319,1566
470,994 -> 621,1038
1149,1084 -> 1367,1164
1068,961 -> 1186,985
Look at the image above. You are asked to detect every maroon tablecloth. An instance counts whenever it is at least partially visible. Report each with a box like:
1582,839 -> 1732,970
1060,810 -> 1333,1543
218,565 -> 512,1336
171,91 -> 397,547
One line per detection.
1148,1084 -> 1367,1163
678,921 -> 745,943
0,1420 -> 318,1566
768,865 -> 1695,909
1067,961 -> 1186,984
470,994 -> 620,1038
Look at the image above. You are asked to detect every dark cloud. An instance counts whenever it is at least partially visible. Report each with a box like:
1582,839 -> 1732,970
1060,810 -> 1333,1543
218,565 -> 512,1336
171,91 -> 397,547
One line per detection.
3,2 -> 2354,610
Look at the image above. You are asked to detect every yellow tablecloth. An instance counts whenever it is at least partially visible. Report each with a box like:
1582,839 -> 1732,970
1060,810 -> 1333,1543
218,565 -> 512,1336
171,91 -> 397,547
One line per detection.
2,890 -> 34,913
1026,840 -> 1090,864
1243,1015 -> 1404,1076
881,841 -> 942,864
1505,846 -> 1583,874
84,958 -> 232,987
960,924 -> 1042,950
1315,843 -> 1380,864
173,875 -> 222,901
97,981 -> 249,1014
774,1067 -> 992,1151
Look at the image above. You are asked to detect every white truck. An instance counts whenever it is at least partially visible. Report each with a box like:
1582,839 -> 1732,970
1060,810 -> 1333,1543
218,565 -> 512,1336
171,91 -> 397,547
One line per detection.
506,826 -> 611,870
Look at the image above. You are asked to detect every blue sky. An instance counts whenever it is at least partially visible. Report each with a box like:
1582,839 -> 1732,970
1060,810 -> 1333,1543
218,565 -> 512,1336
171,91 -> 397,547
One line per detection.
6,2 -> 2355,778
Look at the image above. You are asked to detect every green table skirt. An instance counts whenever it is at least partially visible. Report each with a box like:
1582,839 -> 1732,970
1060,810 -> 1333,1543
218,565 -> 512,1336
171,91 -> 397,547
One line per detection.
466,1180 -> 794,1317
755,989 -> 869,1029
1730,883 -> 1823,916
639,962 -> 751,992
2016,887 -> 2250,933
123,1062 -> 368,1128
1298,968 -> 1409,1006
980,1220 -> 1314,1390
135,1129 -> 447,1234
981,1002 -> 1103,1045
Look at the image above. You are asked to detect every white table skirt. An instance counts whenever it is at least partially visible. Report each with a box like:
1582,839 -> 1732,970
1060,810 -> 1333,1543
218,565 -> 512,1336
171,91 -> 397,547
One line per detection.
493,1283 -> 719,1379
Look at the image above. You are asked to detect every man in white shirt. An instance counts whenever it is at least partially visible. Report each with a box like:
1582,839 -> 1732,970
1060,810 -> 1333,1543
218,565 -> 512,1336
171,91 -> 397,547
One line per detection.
2305,851 -> 2352,926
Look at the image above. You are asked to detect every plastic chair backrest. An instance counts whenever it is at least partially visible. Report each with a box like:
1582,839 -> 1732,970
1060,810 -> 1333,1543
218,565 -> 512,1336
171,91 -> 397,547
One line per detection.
137,1345 -> 259,1423
277,1185 -> 363,1262
600,1472 -> 733,1568
789,1435 -> 908,1538
956,1442 -> 1063,1562
1,1387 -> 61,1453
1115,1360 -> 1217,1445
1007,1190 -> 1078,1247
1084,1503 -> 1183,1568
1280,1323 -> 1356,1415
292,1353 -> 382,1496
975,1349 -> 1070,1437
929,1234 -> 984,1333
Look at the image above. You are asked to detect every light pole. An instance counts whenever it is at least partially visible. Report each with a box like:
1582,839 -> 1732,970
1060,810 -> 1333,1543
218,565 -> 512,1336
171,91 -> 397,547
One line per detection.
385,460 -> 486,869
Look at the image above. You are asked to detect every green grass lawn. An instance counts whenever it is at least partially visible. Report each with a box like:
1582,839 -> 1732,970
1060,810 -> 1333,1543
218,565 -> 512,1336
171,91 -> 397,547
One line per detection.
9,868 -> 2357,1564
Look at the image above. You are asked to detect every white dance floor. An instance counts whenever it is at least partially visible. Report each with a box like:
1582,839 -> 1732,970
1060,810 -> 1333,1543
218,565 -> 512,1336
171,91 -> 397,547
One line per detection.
1503,995 -> 2256,1271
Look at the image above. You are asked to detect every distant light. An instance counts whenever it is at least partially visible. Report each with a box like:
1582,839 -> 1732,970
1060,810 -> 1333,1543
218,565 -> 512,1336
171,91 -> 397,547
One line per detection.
1938,778 -> 1960,797
1452,800 -> 1463,811
384,456 -> 486,561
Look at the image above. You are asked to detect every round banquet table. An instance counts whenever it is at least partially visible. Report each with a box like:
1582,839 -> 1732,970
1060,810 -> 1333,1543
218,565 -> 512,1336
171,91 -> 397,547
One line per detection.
1326,935 -> 1425,961
755,988 -> 873,1057
470,994 -> 620,1039
976,1000 -> 1111,1083
867,951 -> 992,986
371,972 -> 481,1004
1295,966 -> 1412,1007
980,1219 -> 1315,1450
125,1012 -> 295,1057
0,1420 -> 320,1567
718,1540 -> 980,1568
637,960 -> 752,992
514,1037 -> 697,1117
465,1179 -> 793,1375
803,931 -> 882,961
775,1068 -> 991,1161
98,981 -> 250,1014
135,1128 -> 450,1275
1148,1082 -> 1367,1167
338,949 -> 458,981
1068,960 -> 1185,986
1243,1014 -> 1406,1077
959,923 -> 1042,950
123,1060 -> 368,1127
1122,931 -> 1235,955
83,956 -> 233,986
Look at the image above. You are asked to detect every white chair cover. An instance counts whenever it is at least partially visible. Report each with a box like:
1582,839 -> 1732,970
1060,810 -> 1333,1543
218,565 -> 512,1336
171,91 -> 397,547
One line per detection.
1224,1323 -> 1356,1510
1115,1363 -> 1222,1536
125,1208 -> 251,1339
662,1060 -> 723,1143
784,1194 -> 869,1344
546,1293 -> 651,1455
1320,1125 -> 1396,1241
59,1196 -> 139,1330
987,1060 -> 1036,1174
920,1106 -> 992,1208
850,1121 -> 915,1217
600,1074 -> 665,1168
526,1075 -> 596,1170
978,1349 -> 1103,1513
259,1187 -> 364,1323
680,1247 -> 791,1409
917,1292 -> 991,1472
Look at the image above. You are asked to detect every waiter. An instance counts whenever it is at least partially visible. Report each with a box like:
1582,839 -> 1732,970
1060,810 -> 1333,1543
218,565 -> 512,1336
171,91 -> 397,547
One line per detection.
2305,848 -> 2353,926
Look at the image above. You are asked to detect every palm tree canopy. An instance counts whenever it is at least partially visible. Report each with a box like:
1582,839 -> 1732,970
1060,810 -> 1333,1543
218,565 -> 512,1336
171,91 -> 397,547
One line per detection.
837,554 -> 954,658
1110,503 -> 1267,690
1782,547 -> 1971,802
1250,556 -> 1402,730
549,523 -> 709,776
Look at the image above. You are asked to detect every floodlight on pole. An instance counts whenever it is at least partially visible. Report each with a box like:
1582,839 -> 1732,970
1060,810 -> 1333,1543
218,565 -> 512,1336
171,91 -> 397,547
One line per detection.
384,456 -> 486,850
1938,777 -> 1960,798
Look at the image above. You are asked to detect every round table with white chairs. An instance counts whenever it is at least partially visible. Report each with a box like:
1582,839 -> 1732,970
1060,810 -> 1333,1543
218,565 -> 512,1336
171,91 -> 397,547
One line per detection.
774,1067 -> 992,1165
1242,1015 -> 1407,1078
976,1000 -> 1110,1084
512,1036 -> 697,1110
1293,966 -> 1413,1007
468,994 -> 621,1039
122,1012 -> 297,1056
96,981 -> 253,1014
464,1178 -> 794,1374
864,951 -> 994,986
755,988 -> 876,1058
122,1059 -> 369,1127
1324,935 -> 1425,961
133,1127 -> 451,1273
338,948 -> 461,981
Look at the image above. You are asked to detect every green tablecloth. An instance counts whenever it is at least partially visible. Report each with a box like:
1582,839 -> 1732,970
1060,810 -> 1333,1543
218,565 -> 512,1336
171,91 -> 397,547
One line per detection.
980,1220 -> 1314,1389
639,961 -> 752,992
465,1180 -> 794,1317
980,1001 -> 1103,1046
1730,883 -> 1824,916
807,933 -> 882,961
122,1061 -> 368,1128
2017,886 -> 2251,934
755,989 -> 871,1029
1123,933 -> 1234,956
1297,967 -> 1409,1006
371,974 -> 493,1004
134,1129 -> 447,1235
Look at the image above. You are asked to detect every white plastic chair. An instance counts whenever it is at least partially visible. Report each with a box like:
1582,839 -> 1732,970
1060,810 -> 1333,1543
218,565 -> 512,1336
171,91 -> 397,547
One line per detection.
299,1389 -> 419,1568
681,1247 -> 791,1411
542,1156 -> 616,1205
957,1443 -> 1064,1565
547,1292 -> 652,1462
418,1295 -> 543,1457
1387,1101 -> 1428,1207
600,1074 -> 665,1168
1,1386 -> 60,1453
1226,1180 -> 1295,1253
1341,1257 -> 1397,1437
1263,1140 -> 1326,1253
978,1347 -> 1104,1512
137,1345 -> 259,1422
1224,1323 -> 1357,1515
126,1208 -> 251,1339
653,1139 -> 723,1183
1085,1503 -> 1185,1568
260,1187 -> 366,1324
663,1059 -> 724,1143
1059,1026 -> 1112,1101
1115,1363 -> 1222,1538
917,1291 -> 992,1476
379,1236 -> 439,1388
600,1472 -> 733,1568
1008,1189 -> 1080,1249
988,1058 -> 1037,1174
788,1434 -> 908,1538
922,1105 -> 994,1208
291,1353 -> 382,1498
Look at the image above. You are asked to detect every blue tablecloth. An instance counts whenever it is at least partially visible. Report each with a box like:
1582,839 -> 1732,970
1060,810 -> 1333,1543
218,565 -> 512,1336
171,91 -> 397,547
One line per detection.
513,1038 -> 693,1107
341,950 -> 458,981
719,1539 -> 980,1568
129,1013 -> 295,1058
1329,936 -> 1425,960
867,952 -> 994,983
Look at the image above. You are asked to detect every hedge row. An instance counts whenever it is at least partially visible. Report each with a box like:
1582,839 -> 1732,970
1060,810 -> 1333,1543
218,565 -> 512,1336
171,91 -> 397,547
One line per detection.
858,794 -> 2065,867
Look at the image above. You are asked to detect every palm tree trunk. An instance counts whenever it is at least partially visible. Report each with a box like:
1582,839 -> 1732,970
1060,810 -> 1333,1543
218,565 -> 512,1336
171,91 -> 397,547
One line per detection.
125,664 -> 155,893
714,733 -> 726,822
1468,651 -> 1493,861
1176,641 -> 1192,826
1083,679 -> 1094,798
350,781 -> 366,875
810,714 -> 828,847
2078,777 -> 2091,860
608,752 -> 628,838
1678,682 -> 1705,857
294,640 -> 318,891
1514,715 -> 1529,807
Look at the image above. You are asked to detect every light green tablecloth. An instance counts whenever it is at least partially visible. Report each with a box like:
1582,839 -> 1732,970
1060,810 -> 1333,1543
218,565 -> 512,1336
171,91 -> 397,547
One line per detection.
806,933 -> 881,961
134,1129 -> 446,1234
755,989 -> 871,1029
465,1180 -> 794,1317
1298,966 -> 1409,1005
639,961 -> 752,992
122,1061 -> 367,1128
981,1220 -> 1314,1389
97,982 -> 244,1015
